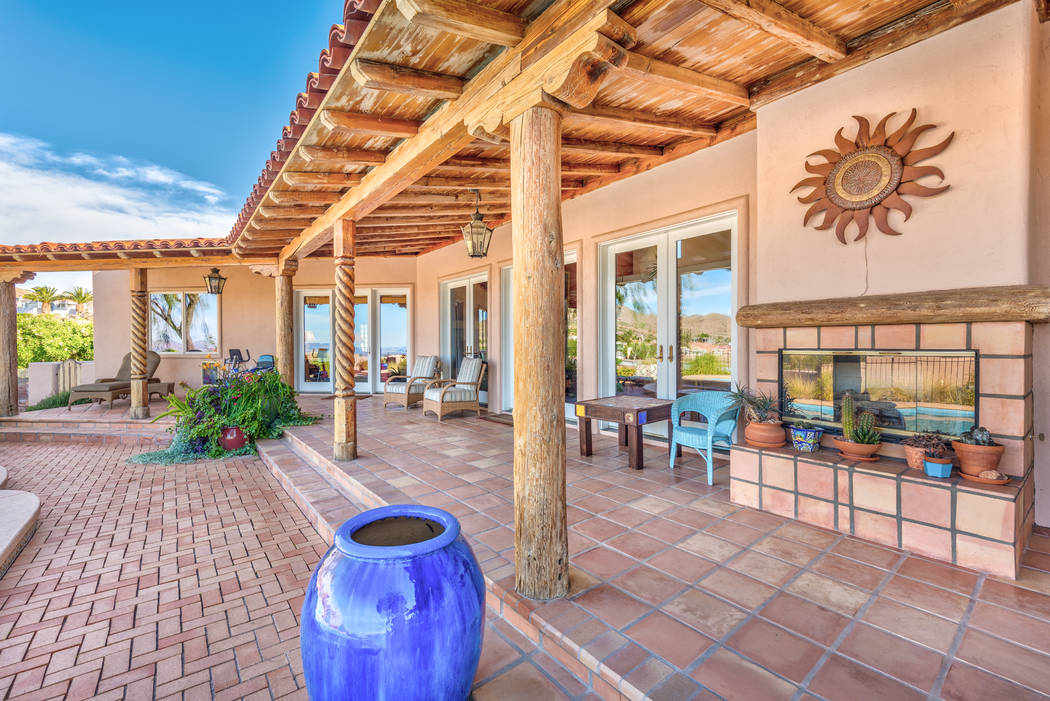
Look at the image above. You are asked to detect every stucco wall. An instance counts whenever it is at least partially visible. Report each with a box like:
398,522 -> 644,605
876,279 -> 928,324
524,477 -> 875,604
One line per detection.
92,255 -> 416,391
755,3 -> 1036,303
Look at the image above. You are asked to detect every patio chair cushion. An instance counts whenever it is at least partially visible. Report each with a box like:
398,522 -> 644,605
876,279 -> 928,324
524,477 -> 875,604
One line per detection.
98,351 -> 162,383
71,381 -> 130,392
424,386 -> 477,403
411,355 -> 438,378
455,357 -> 484,388
385,380 -> 427,395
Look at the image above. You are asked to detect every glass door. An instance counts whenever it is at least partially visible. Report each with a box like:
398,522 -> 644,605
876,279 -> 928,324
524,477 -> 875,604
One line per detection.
600,213 -> 737,436
442,274 -> 488,404
296,291 -> 334,393
500,252 -> 578,416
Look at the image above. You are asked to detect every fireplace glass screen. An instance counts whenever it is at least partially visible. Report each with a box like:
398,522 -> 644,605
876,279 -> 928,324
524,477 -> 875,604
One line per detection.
780,350 -> 977,437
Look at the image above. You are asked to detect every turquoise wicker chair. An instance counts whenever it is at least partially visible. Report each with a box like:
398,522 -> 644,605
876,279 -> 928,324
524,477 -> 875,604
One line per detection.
669,391 -> 739,484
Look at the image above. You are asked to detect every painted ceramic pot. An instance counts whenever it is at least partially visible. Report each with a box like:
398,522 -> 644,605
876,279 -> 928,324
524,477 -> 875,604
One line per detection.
301,505 -> 485,701
789,426 -> 824,453
923,456 -> 954,479
218,426 -> 247,451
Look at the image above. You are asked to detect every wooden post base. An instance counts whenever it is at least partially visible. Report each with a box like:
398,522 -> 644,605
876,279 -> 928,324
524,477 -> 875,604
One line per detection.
333,395 -> 357,461
0,281 -> 17,417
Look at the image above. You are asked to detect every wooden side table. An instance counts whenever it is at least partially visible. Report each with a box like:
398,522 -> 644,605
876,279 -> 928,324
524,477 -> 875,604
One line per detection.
575,396 -> 673,470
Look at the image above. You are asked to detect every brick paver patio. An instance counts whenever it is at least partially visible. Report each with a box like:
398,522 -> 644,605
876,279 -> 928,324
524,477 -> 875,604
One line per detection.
2,400 -> 1050,699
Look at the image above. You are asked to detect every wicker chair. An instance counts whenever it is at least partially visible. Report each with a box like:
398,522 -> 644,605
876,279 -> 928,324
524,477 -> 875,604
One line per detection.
669,390 -> 739,484
382,355 -> 440,409
422,357 -> 486,421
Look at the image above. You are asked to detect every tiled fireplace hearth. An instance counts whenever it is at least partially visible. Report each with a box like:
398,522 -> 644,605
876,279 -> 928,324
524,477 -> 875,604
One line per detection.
733,287 -> 1046,578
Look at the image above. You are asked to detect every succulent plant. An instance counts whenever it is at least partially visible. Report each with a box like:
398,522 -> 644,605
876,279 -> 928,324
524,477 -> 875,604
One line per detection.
841,393 -> 855,441
727,385 -> 781,423
851,424 -> 882,445
959,425 -> 996,446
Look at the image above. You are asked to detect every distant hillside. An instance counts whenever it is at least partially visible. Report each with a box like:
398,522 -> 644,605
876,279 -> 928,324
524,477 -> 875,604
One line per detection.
618,309 -> 730,337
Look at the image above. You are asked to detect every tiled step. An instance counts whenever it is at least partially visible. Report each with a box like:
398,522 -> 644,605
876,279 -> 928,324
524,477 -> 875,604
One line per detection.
257,431 -> 646,701
0,426 -> 170,447
0,491 -> 39,580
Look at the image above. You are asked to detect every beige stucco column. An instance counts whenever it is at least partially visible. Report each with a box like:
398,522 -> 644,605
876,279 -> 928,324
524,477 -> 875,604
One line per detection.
129,268 -> 150,419
511,104 -> 568,600
275,260 -> 297,385
333,219 -> 357,461
0,271 -> 32,417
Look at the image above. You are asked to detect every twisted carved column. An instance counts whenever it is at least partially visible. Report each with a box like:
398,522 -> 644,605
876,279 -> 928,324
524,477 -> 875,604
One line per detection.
511,105 -> 568,600
333,220 -> 357,460
129,268 -> 150,419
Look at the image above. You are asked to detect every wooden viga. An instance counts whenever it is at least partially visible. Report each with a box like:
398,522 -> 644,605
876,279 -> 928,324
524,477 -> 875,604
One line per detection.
332,220 -> 358,460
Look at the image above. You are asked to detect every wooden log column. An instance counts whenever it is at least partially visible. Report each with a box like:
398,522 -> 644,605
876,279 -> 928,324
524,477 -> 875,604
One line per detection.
275,261 -> 297,384
332,220 -> 358,461
129,268 -> 150,419
0,276 -> 26,417
511,105 -> 568,600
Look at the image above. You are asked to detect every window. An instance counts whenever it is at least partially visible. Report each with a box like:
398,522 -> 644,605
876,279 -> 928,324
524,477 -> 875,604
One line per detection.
149,292 -> 219,353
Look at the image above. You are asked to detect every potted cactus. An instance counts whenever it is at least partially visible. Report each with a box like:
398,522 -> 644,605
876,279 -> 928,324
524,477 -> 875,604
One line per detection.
901,432 -> 950,471
951,426 -> 1005,477
728,385 -> 786,448
832,393 -> 882,461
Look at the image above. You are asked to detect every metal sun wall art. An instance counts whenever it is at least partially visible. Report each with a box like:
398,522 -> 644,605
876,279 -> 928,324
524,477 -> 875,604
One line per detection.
791,109 -> 954,244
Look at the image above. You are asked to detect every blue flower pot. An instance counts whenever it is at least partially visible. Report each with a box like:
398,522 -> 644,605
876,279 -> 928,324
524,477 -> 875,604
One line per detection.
923,458 -> 953,479
790,427 -> 824,453
301,505 -> 485,701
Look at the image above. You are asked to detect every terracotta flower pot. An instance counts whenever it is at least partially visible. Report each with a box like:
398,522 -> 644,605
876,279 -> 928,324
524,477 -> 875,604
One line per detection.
832,436 -> 880,460
903,444 -> 926,471
219,426 -> 248,451
744,421 -> 786,448
951,440 -> 1005,476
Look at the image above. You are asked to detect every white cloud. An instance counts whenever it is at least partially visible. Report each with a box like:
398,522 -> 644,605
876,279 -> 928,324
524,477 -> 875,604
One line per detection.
0,133 -> 237,290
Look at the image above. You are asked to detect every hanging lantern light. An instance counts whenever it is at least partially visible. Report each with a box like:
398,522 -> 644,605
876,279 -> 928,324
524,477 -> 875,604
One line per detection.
461,189 -> 493,258
204,267 -> 227,294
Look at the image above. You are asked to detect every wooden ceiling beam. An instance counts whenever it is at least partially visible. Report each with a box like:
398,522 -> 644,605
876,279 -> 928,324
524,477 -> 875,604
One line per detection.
268,191 -> 341,205
256,206 -> 328,219
357,216 -> 473,227
373,204 -> 510,217
318,109 -> 421,138
618,51 -> 750,106
564,105 -> 717,138
355,224 -> 466,235
350,58 -> 465,99
750,0 -> 1015,108
395,0 -> 526,46
282,172 -> 364,187
389,192 -> 509,205
299,146 -> 388,165
699,0 -> 846,62
249,219 -> 314,231
474,136 -> 663,157
436,156 -> 619,175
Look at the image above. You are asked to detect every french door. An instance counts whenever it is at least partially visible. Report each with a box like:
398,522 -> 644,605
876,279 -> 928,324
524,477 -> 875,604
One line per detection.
441,274 -> 488,404
599,213 -> 737,436
295,290 -> 334,393
295,288 -> 410,394
500,251 -> 578,416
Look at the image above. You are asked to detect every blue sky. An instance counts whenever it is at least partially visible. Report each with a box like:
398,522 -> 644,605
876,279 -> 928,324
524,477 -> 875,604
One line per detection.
0,1 -> 341,289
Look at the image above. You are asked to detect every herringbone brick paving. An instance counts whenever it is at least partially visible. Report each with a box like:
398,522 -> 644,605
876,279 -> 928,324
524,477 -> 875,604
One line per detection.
0,442 -> 325,700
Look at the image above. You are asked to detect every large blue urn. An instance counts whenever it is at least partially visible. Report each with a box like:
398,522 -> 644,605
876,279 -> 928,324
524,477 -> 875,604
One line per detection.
300,504 -> 485,701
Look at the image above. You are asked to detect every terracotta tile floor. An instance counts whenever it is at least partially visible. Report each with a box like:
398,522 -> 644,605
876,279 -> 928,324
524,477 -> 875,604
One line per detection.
0,442 -> 591,700
2,397 -> 1050,699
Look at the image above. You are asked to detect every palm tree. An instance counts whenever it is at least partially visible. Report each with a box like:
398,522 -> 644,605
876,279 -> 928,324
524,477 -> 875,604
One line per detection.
62,287 -> 93,317
23,285 -> 62,314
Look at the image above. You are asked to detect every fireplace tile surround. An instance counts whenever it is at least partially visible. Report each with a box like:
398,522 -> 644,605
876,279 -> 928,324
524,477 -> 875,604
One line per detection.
733,320 -> 1035,577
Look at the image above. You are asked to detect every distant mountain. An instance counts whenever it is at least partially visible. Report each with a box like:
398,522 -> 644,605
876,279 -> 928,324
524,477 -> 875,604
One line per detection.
618,309 -> 730,337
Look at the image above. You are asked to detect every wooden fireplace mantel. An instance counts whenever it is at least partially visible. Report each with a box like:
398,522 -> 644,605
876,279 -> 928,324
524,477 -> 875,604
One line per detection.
736,285 -> 1050,328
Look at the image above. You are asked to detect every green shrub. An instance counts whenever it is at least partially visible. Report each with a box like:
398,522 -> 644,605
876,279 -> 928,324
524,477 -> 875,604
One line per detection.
25,390 -> 90,411
683,352 -> 730,376
136,368 -> 317,463
17,314 -> 93,368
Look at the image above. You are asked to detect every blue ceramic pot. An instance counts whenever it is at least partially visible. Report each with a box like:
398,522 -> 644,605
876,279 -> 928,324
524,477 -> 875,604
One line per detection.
790,426 -> 824,453
923,458 -> 953,479
301,505 -> 485,701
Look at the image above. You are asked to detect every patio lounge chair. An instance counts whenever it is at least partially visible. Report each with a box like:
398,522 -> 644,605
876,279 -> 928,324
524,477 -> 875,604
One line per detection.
669,390 -> 739,485
422,357 -> 486,421
382,355 -> 440,410
67,351 -> 162,410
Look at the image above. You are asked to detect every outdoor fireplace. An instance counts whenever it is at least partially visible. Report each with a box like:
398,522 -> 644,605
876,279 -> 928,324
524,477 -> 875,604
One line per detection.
728,291 -> 1043,578
779,349 -> 977,439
